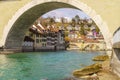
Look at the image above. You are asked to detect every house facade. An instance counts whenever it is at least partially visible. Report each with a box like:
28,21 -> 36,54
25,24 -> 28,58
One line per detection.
22,24 -> 65,51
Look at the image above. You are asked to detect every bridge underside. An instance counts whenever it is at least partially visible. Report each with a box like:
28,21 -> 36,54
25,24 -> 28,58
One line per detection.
113,42 -> 120,49
5,2 -> 77,50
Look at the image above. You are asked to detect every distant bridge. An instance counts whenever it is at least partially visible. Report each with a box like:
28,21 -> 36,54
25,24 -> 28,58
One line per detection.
70,42 -> 106,50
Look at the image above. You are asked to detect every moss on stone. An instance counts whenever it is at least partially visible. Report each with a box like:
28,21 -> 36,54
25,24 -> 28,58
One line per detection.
92,55 -> 109,61
73,63 -> 102,77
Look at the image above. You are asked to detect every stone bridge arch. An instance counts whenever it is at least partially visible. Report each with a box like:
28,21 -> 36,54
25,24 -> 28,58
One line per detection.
111,27 -> 120,77
1,0 -> 112,51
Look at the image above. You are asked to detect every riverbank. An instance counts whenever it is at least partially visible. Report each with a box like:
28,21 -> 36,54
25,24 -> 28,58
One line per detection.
97,60 -> 120,80
72,58 -> 120,80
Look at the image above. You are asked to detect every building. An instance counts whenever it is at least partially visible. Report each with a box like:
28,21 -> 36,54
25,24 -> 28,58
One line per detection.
22,23 -> 65,51
68,30 -> 78,42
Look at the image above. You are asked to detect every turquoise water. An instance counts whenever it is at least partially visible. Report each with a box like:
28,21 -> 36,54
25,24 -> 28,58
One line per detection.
0,50 -> 105,80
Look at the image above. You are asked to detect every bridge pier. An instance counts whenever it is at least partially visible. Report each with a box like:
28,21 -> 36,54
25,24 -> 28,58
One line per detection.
3,39 -> 23,53
111,48 -> 120,77
112,27 -> 120,77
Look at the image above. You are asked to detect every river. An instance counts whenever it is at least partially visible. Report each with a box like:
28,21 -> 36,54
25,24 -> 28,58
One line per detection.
0,50 -> 105,80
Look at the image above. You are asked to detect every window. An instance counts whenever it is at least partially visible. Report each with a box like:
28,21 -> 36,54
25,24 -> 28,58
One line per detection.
40,39 -> 41,42
44,43 -> 46,47
42,43 -> 44,47
36,39 -> 39,43
36,34 -> 39,37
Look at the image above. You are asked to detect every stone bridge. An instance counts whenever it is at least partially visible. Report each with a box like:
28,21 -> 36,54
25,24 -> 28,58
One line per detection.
70,42 -> 106,50
0,0 -> 120,77
111,27 -> 120,77
1,0 -> 120,49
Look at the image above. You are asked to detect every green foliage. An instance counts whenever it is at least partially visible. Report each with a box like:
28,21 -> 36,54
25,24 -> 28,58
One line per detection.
34,15 -> 101,38
49,17 -> 55,25
61,17 -> 65,23
96,26 -> 100,33
79,26 -> 85,35
64,31 -> 69,36
71,18 -> 76,27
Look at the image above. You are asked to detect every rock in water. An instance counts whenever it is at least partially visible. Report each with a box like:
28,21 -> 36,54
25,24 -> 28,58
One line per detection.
73,63 -> 102,77
92,55 -> 109,61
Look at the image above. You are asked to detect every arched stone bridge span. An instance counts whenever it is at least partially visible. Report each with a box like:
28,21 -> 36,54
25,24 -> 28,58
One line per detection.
1,0 -> 120,49
70,42 -> 106,50
0,0 -> 120,77
111,27 -> 120,77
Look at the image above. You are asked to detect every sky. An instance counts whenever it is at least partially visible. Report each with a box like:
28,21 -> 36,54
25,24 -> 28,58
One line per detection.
42,8 -> 90,19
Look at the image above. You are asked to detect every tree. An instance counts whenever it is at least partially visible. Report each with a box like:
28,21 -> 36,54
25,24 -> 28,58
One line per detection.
64,36 -> 70,42
61,17 -> 65,24
71,18 -> 75,27
80,26 -> 85,35
64,36 -> 70,49
64,31 -> 69,36
75,15 -> 80,24
49,17 -> 55,25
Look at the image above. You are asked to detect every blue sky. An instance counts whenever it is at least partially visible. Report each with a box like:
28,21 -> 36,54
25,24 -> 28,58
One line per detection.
42,8 -> 90,19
